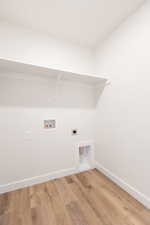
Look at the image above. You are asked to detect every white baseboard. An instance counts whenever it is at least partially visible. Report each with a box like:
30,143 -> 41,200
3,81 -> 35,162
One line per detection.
2,162 -> 150,210
0,167 -> 77,194
95,161 -> 150,209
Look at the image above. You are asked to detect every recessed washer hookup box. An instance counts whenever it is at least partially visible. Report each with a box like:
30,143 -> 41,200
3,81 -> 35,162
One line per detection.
44,120 -> 56,129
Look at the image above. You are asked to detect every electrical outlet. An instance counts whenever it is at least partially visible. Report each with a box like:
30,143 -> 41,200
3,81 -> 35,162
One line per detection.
24,130 -> 32,141
72,129 -> 78,135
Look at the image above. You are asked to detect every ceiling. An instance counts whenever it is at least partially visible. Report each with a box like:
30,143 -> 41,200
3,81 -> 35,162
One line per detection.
0,0 -> 145,48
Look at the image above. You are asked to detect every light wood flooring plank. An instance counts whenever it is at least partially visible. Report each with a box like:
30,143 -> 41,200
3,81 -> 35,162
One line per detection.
0,169 -> 149,225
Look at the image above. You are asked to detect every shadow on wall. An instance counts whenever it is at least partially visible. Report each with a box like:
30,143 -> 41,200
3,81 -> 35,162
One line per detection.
0,73 -> 105,108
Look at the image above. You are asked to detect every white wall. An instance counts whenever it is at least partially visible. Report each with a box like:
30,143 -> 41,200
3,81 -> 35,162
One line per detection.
95,1 -> 150,207
0,22 -> 97,190
0,21 -> 95,75
0,73 -> 96,187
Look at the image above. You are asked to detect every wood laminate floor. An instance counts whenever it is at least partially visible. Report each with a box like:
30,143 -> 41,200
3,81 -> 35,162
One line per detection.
0,169 -> 150,225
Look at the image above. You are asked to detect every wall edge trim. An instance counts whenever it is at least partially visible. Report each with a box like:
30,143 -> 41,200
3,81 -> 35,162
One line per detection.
95,161 -> 150,209
0,167 -> 77,194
